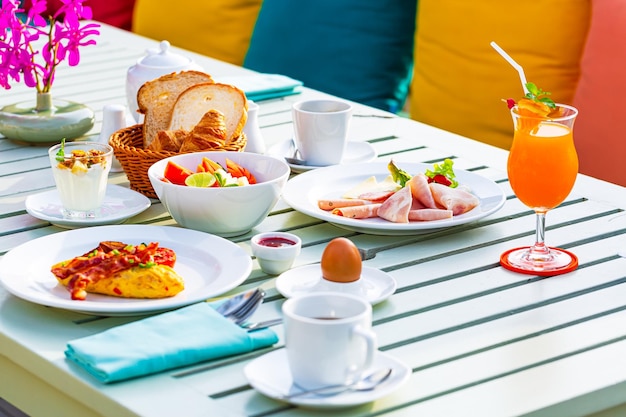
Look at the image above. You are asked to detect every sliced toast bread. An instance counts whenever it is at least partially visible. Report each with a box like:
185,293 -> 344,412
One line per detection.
137,70 -> 214,148
168,83 -> 248,143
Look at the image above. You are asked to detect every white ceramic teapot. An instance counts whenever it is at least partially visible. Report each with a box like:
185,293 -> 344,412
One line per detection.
126,40 -> 204,123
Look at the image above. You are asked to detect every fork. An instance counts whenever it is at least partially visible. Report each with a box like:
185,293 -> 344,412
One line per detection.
242,317 -> 283,331
214,288 -> 259,317
224,288 -> 265,325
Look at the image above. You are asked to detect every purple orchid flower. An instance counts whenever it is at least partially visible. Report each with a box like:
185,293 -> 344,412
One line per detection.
0,0 -> 100,92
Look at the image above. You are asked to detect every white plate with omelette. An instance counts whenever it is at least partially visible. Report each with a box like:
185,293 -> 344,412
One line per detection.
0,225 -> 252,316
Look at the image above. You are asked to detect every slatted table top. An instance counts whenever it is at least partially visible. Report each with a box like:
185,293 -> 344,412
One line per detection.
1,23 -> 626,417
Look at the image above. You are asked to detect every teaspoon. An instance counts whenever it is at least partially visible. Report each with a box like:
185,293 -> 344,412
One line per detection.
284,138 -> 308,166
281,367 -> 393,399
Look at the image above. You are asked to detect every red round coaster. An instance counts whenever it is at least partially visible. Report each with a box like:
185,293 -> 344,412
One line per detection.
500,247 -> 578,277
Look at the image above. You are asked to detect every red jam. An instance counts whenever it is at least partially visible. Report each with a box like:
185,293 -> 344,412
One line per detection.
258,237 -> 296,248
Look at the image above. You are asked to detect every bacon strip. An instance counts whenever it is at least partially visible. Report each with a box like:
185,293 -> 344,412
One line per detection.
318,199 -> 367,211
332,204 -> 381,219
51,242 -> 162,300
408,209 -> 453,221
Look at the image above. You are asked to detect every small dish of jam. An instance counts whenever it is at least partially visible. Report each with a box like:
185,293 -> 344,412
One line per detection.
257,236 -> 297,248
251,232 -> 302,275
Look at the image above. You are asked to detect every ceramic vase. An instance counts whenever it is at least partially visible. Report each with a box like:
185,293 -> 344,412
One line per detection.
0,92 -> 95,144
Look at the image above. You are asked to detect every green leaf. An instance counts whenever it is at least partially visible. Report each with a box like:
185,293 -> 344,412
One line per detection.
523,82 -> 556,109
424,158 -> 459,188
214,171 -> 228,187
526,82 -> 540,96
55,138 -> 66,162
388,160 -> 412,187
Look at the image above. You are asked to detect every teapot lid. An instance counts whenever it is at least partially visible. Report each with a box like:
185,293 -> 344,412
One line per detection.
137,40 -> 193,68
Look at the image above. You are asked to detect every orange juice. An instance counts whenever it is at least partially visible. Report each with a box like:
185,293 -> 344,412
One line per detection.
508,119 -> 578,211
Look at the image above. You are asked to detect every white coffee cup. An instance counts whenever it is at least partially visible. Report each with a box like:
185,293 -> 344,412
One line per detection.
282,292 -> 377,390
292,99 -> 353,166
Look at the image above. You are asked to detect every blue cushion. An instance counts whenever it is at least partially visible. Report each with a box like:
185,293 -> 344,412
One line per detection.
243,0 -> 417,113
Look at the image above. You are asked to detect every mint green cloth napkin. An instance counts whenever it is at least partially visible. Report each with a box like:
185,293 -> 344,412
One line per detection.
65,303 -> 278,383
216,74 -> 303,101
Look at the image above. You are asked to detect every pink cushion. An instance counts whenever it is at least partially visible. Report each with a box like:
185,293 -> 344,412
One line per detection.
573,0 -> 626,186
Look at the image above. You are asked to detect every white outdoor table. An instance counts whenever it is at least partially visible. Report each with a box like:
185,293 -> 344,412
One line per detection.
1,23 -> 625,417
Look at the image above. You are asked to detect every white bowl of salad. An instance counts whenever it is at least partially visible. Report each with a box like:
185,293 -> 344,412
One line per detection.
148,151 -> 290,237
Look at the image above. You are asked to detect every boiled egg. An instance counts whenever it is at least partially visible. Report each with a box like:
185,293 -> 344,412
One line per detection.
320,237 -> 362,283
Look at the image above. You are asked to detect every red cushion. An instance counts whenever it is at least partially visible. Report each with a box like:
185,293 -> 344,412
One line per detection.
89,0 -> 135,31
572,0 -> 626,186
43,0 -> 135,31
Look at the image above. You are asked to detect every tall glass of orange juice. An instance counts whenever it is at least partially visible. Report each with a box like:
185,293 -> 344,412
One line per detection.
501,104 -> 579,275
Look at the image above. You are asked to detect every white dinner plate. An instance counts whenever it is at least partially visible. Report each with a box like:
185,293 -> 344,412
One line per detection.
245,349 -> 411,409
282,162 -> 506,235
267,139 -> 377,173
0,225 -> 252,316
275,264 -> 396,305
25,184 -> 151,229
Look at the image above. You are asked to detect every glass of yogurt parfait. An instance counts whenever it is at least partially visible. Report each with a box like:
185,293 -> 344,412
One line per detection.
48,141 -> 113,218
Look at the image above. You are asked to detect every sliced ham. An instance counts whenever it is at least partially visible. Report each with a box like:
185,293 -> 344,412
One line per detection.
318,199 -> 367,211
408,209 -> 453,221
332,204 -> 381,219
411,198 -> 426,210
357,190 -> 395,203
429,183 -> 479,215
408,173 -> 437,208
377,186 -> 412,223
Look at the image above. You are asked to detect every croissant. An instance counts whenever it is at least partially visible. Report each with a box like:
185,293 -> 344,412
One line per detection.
191,109 -> 227,139
147,129 -> 187,152
179,109 -> 228,152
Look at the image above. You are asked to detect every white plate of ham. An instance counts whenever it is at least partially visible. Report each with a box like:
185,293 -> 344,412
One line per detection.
282,162 -> 506,235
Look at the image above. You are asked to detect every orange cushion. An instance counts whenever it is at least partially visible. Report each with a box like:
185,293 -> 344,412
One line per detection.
410,0 -> 590,150
131,0 -> 263,66
572,0 -> 626,186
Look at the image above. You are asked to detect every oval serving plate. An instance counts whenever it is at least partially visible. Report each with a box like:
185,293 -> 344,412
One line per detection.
282,162 -> 506,235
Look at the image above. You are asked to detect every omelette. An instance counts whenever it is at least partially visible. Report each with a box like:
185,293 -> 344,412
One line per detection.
51,241 -> 184,300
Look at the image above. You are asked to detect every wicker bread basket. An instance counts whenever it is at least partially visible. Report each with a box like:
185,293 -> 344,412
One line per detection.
109,124 -> 247,199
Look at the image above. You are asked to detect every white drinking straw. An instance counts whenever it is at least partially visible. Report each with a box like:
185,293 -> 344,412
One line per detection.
490,41 -> 529,95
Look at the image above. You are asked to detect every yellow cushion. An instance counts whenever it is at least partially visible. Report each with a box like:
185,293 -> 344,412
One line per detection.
410,0 -> 590,150
573,0 -> 626,186
132,0 -> 263,66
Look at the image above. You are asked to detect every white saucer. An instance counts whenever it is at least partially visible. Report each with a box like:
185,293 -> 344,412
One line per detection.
268,139 -> 377,173
275,264 -> 396,305
25,184 -> 151,229
245,349 -> 410,409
